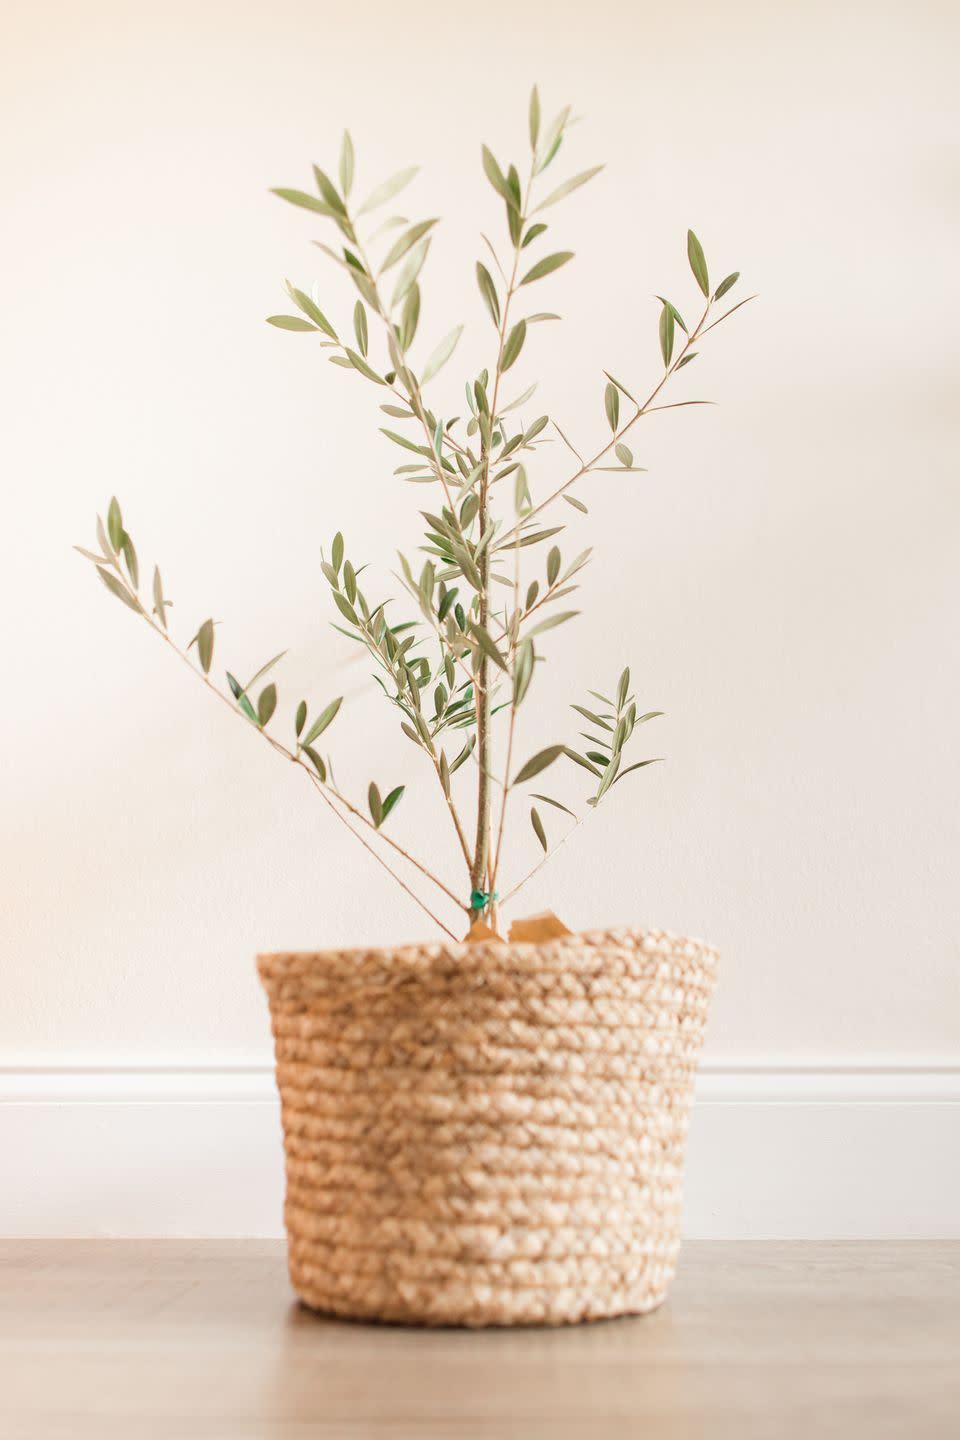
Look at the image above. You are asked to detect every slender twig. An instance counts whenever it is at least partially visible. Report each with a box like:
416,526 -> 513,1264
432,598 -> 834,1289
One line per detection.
94,551 -> 463,937
500,815 -> 584,906
497,298 -> 714,548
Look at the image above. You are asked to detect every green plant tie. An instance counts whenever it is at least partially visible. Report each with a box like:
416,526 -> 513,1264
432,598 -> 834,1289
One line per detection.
470,890 -> 498,911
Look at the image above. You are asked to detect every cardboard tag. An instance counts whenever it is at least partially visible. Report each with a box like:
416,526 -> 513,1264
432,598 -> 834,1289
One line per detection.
463,918 -> 502,943
507,911 -> 574,942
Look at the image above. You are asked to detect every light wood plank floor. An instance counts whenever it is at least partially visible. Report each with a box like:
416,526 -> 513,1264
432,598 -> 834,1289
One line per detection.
0,1241 -> 957,1438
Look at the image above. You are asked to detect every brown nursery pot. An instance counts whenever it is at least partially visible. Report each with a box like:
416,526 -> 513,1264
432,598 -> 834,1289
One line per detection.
257,926 -> 717,1327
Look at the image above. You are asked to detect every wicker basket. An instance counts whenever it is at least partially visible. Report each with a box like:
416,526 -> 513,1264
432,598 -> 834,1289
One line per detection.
258,927 -> 717,1327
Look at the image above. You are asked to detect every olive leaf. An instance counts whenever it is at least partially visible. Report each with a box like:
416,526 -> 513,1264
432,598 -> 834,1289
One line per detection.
196,619 -> 214,674
604,382 -> 619,432
257,683 -> 277,727
687,229 -> 709,297
421,326 -> 463,384
520,251 -> 574,286
476,262 -> 500,326
356,166 -> 418,216
303,697 -> 343,745
514,745 -> 565,784
659,303 -> 675,367
96,566 -> 140,612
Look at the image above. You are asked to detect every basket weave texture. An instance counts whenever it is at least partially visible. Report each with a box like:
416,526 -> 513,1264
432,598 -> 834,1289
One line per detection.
258,927 -> 717,1327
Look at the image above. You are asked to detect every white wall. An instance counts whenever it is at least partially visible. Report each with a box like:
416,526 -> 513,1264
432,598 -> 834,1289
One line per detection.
2,0 -> 958,1231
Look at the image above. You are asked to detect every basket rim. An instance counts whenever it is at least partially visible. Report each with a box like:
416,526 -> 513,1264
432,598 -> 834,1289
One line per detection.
257,926 -> 718,972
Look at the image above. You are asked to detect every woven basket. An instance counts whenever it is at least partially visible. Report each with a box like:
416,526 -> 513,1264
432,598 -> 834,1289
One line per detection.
258,926 -> 717,1327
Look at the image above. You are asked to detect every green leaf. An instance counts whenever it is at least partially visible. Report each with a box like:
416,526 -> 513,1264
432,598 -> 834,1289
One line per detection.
421,325 -> 463,384
353,301 -> 368,356
304,696 -> 343,745
470,622 -> 508,672
529,85 -> 541,150
476,262 -> 500,326
687,229 -> 709,297
267,314 -> 316,331
615,443 -> 633,467
96,565 -> 140,612
535,166 -> 604,212
196,619 -> 214,674
481,145 -> 514,204
449,735 -> 476,773
546,545 -> 561,585
521,222 -> 548,249
295,700 -> 307,737
676,351 -> 698,369
151,566 -> 168,629
520,251 -> 574,286
400,283 -> 421,349
331,532 -> 344,573
502,382 -> 537,415
501,319 -> 526,372
283,283 -> 338,339
244,651 -> 287,691
257,683 -> 277,727
120,533 -> 138,590
614,758 -> 663,783
530,807 -> 548,852
332,591 -> 359,625
339,131 -> 355,197
302,744 -> 327,781
391,237 -> 430,307
572,704 -> 612,729
604,381 -> 619,432
270,187 -> 337,217
514,638 -> 535,705
714,270 -> 740,300
659,303 -> 675,366
356,166 -> 419,216
95,515 -> 115,558
563,494 -> 588,514
514,744 -> 565,784
515,524 -> 563,549
526,609 -> 578,640
345,348 -> 387,384
617,667 -> 631,709
532,792 -> 576,818
380,427 -> 425,454
381,218 -> 438,272
226,671 -> 257,724
563,746 -> 602,778
368,781 -> 383,827
312,166 -> 346,215
381,784 -> 404,821
107,497 -> 123,552
655,296 -> 688,334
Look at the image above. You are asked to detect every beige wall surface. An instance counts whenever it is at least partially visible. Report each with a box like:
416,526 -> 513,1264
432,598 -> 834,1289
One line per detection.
1,0 -> 957,1063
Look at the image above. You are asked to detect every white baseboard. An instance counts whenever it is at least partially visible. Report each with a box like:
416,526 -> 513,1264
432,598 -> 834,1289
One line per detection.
2,1062 -> 958,1239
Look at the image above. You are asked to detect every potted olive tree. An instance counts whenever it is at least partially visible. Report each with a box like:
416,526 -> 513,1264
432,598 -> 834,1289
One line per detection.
79,90 -> 749,1326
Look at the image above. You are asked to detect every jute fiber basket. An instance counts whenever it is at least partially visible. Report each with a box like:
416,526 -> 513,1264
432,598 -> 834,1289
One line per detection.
258,926 -> 717,1327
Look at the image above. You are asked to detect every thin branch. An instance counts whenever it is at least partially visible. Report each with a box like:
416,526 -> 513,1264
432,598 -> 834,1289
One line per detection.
93,552 -> 463,937
497,297 -> 714,547
500,815 -> 583,906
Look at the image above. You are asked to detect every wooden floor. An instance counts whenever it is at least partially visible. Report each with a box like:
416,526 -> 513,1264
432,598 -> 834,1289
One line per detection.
0,1242 -> 957,1439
